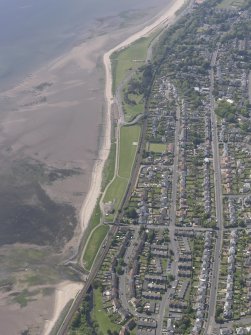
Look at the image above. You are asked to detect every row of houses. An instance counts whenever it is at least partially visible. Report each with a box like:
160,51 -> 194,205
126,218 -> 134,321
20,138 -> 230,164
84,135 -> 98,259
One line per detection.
223,230 -> 238,319
192,231 -> 213,334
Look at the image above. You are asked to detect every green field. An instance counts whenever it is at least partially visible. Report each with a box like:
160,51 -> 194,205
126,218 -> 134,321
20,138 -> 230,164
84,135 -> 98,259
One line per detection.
82,225 -> 109,271
149,142 -> 167,153
103,125 -> 140,216
103,176 -> 128,210
111,32 -> 158,93
118,125 -> 140,178
92,288 -> 120,334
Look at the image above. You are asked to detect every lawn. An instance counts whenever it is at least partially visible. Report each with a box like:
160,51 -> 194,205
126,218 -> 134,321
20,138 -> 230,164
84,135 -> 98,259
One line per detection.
83,225 -> 109,271
103,176 -> 128,210
92,288 -> 120,334
102,142 -> 116,190
88,200 -> 102,231
149,142 -> 167,153
118,125 -> 140,178
111,31 -> 159,93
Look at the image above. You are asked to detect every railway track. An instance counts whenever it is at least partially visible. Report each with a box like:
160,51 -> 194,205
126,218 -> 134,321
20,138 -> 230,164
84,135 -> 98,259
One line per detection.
56,225 -> 118,335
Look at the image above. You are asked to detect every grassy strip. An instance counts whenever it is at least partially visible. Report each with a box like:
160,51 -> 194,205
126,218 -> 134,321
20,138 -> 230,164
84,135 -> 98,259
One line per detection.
118,125 -> 140,178
82,225 -> 109,271
111,30 -> 159,93
92,288 -> 120,334
102,142 -> 116,191
79,197 -> 102,251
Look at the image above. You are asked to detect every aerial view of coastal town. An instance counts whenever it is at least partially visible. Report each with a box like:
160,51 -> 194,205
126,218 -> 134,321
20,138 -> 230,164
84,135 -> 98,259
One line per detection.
59,0 -> 251,334
0,0 -> 251,334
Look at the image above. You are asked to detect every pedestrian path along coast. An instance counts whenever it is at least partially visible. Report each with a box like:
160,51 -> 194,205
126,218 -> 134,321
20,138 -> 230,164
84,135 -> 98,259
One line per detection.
81,0 -> 186,234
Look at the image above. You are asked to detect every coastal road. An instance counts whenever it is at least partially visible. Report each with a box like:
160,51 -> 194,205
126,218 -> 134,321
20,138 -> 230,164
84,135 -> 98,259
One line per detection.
204,46 -> 224,335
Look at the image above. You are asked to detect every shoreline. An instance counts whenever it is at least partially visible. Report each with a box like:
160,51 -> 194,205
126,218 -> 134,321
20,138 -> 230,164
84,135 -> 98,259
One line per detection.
43,0 -> 186,333
80,0 -> 186,235
43,281 -> 83,335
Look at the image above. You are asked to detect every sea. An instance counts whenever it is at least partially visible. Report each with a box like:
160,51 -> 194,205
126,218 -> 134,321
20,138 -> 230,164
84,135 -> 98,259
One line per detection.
0,0 -> 168,90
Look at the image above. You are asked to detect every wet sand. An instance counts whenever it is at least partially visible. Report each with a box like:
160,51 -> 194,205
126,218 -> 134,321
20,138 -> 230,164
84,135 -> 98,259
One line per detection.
0,30 -> 109,334
0,291 -> 54,335
0,28 -> 111,335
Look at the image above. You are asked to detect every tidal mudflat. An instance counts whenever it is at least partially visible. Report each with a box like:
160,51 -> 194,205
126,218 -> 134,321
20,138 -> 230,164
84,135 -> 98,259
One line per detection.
0,3 -> 172,334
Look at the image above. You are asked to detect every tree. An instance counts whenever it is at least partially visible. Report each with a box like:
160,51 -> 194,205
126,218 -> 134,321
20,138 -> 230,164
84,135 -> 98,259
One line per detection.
168,274 -> 175,282
215,100 -> 237,122
125,208 -> 138,219
116,265 -> 124,275
93,279 -> 101,289
147,230 -> 155,243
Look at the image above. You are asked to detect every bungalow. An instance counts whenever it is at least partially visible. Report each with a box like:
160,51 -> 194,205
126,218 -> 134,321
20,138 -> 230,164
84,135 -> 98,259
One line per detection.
145,275 -> 166,283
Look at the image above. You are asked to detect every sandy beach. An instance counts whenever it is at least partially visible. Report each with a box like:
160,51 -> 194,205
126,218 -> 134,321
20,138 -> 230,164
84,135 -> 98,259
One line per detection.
43,281 -> 83,335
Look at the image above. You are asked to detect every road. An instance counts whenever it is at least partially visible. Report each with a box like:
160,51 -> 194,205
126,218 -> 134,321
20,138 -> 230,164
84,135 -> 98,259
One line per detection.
145,225 -> 214,231
118,226 -> 163,320
156,93 -> 182,335
204,46 -> 224,335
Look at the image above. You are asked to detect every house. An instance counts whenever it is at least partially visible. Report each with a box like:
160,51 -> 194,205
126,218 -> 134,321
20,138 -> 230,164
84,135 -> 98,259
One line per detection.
145,275 -> 166,283
137,319 -> 157,329
142,291 -> 161,300
220,329 -> 233,335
